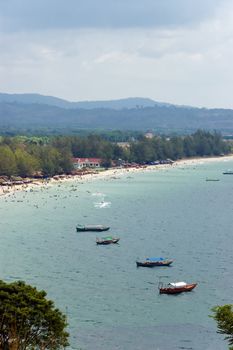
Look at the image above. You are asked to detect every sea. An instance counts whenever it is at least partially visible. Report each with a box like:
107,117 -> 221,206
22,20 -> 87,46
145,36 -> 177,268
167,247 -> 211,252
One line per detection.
0,159 -> 233,350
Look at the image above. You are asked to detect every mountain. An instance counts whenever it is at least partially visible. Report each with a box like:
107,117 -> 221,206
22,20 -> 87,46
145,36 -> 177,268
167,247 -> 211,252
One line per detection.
0,93 -> 169,110
0,93 -> 233,134
71,97 -> 172,109
0,93 -> 71,109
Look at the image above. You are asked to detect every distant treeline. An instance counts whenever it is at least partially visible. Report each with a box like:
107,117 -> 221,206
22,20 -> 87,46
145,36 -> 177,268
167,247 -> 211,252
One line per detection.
0,130 -> 231,177
0,128 -> 144,141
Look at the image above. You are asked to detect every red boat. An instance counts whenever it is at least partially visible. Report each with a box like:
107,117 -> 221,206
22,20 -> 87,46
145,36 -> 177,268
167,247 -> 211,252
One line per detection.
159,281 -> 197,294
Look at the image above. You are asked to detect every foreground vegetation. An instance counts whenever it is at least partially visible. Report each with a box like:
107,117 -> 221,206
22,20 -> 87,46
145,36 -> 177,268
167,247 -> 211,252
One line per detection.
0,280 -> 69,350
212,305 -> 233,350
0,130 -> 231,177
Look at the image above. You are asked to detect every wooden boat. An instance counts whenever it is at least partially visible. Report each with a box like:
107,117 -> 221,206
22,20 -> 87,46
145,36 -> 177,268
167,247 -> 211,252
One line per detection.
206,178 -> 220,181
96,236 -> 120,245
76,224 -> 110,232
136,257 -> 173,267
159,281 -> 197,294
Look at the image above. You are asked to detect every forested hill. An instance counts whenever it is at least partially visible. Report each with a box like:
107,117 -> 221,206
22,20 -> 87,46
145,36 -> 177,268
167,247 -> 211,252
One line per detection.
0,94 -> 162,109
1,93 -> 233,134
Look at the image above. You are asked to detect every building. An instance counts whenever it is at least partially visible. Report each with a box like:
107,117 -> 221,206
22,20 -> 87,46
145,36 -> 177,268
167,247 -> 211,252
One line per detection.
145,132 -> 154,139
72,158 -> 102,169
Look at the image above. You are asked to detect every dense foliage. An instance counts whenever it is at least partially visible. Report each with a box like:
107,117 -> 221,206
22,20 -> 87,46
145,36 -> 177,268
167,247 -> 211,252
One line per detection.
211,305 -> 233,350
0,130 -> 231,177
0,280 -> 69,350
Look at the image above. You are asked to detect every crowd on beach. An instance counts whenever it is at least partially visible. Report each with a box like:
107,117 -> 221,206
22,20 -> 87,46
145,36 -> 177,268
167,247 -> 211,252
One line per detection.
0,154 -> 232,198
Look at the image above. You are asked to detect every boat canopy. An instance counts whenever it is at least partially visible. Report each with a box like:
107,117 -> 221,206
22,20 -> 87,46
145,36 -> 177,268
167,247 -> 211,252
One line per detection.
102,236 -> 113,240
146,257 -> 165,261
169,282 -> 187,287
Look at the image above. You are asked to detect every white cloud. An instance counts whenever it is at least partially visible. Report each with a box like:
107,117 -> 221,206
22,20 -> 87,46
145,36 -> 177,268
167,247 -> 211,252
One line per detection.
94,51 -> 134,64
1,1 -> 233,107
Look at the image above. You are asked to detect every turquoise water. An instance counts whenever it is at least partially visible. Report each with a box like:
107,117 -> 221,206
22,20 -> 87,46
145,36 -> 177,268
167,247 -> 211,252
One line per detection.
0,160 -> 233,349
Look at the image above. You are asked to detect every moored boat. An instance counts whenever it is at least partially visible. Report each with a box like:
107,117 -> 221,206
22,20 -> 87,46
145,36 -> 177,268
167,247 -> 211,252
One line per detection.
223,170 -> 233,175
136,257 -> 173,267
159,281 -> 197,294
206,178 -> 220,181
96,236 -> 120,245
76,224 -> 110,232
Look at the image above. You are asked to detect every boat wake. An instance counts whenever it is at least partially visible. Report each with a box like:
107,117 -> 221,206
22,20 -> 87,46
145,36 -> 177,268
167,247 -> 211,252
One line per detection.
91,192 -> 111,208
94,201 -> 111,209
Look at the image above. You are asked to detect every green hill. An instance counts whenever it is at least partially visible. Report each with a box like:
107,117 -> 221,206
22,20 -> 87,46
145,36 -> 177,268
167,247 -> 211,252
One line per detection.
1,93 -> 233,134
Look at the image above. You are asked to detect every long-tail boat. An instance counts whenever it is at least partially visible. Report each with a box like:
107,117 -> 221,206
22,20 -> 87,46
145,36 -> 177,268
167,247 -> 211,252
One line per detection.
96,236 -> 120,245
136,257 -> 173,267
223,170 -> 233,175
159,281 -> 197,294
76,224 -> 110,232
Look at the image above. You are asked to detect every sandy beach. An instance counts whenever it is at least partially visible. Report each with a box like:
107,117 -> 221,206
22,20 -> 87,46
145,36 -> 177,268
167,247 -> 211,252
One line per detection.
1,154 -> 233,197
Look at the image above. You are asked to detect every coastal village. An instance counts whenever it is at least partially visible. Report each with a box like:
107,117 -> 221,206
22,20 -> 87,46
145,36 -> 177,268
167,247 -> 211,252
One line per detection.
0,156 -> 174,194
0,153 -> 232,198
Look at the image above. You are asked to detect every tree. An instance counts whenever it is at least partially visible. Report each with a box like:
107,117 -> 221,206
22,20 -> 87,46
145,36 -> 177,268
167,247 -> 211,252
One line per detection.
0,280 -> 69,350
0,145 -> 17,176
170,136 -> 184,159
15,149 -> 39,177
183,136 -> 196,157
39,147 -> 62,176
211,304 -> 233,350
58,149 -> 73,174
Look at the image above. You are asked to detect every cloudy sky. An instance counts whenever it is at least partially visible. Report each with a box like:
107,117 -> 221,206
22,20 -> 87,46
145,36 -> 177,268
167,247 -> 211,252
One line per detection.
1,0 -> 233,107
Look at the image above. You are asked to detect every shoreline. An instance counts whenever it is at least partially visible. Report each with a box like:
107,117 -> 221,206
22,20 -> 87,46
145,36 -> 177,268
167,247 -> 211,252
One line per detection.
1,154 -> 233,197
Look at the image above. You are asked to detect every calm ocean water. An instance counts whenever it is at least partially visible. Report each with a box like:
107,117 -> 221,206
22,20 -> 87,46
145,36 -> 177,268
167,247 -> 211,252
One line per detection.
1,160 -> 233,349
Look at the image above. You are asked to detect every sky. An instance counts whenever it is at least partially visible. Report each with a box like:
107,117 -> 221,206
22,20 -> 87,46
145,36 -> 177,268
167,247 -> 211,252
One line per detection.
1,0 -> 233,108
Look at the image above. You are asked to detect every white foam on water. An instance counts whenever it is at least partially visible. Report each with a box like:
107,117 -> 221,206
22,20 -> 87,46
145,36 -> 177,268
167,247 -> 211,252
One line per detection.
94,201 -> 111,209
